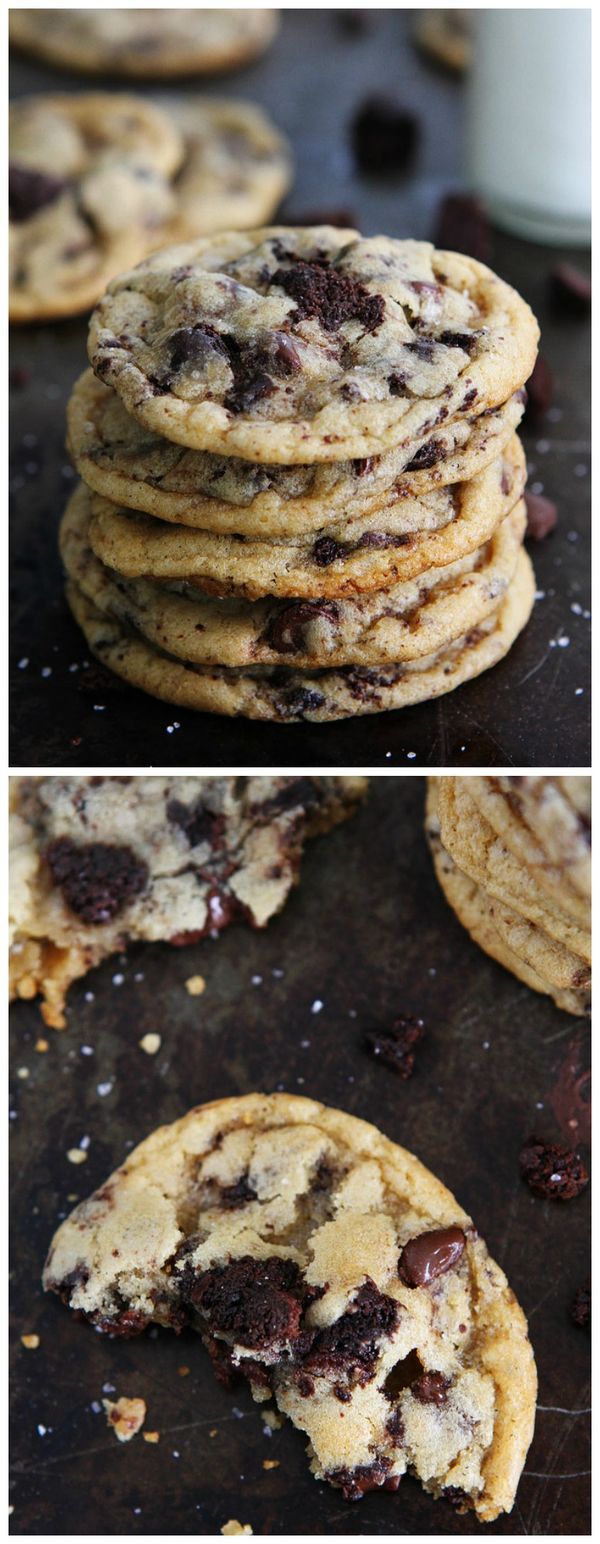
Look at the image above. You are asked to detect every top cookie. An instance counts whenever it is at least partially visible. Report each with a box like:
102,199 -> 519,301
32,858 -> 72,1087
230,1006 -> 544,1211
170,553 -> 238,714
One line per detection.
43,1092 -> 537,1521
87,228 -> 539,463
10,8 -> 280,77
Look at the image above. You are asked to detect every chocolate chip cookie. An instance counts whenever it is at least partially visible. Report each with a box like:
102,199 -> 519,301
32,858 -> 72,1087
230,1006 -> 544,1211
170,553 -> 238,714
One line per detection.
43,1092 -> 537,1520
10,8 -> 280,77
10,775 -> 366,1028
87,227 -> 539,462
167,99 -> 292,243
10,93 -> 183,322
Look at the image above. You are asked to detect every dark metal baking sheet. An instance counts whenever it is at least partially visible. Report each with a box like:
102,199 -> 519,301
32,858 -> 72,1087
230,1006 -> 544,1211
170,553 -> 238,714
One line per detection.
9,9 -> 590,769
9,778 -> 590,1533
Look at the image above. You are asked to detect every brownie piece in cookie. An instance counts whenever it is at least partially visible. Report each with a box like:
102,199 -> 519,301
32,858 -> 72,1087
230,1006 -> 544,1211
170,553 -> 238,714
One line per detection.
43,1094 -> 537,1521
10,776 -> 366,1027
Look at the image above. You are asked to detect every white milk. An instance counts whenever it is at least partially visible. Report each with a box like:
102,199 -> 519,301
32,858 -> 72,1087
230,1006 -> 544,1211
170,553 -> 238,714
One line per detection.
467,9 -> 591,244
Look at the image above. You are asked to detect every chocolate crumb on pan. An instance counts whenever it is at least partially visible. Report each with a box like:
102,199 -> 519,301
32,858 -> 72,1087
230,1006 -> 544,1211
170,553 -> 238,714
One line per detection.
365,1013 -> 425,1078
570,1277 -> 591,1328
519,1136 -> 589,1200
525,491 -> 558,541
350,96 -> 419,174
523,356 -> 555,423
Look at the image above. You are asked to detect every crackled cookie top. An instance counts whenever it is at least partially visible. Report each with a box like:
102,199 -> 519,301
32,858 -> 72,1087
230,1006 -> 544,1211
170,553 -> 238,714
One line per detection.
43,1093 -> 536,1521
10,776 -> 365,1027
87,228 -> 539,462
10,9 -> 279,77
10,94 -> 182,322
68,370 -> 525,538
168,99 -> 292,243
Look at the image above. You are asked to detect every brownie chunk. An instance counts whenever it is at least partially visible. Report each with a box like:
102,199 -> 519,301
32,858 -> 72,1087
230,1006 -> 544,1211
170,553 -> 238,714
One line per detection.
45,837 -> 149,924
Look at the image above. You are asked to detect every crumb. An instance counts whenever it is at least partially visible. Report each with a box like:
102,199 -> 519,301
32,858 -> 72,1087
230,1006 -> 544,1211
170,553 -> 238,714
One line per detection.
523,356 -> 555,422
103,1396 -> 146,1442
351,95 -> 419,174
139,1033 -> 161,1055
365,1014 -> 425,1079
185,975 -> 206,996
525,491 -> 558,541
66,1148 -> 88,1165
21,1334 -> 40,1349
35,1038 -> 49,1053
262,1409 -> 283,1431
262,1459 -> 280,1470
143,1431 -> 160,1444
519,1136 -> 589,1200
221,1524 -> 253,1537
209,1427 -> 218,1437
178,1365 -> 190,1377
433,192 -> 491,263
570,1278 -> 591,1328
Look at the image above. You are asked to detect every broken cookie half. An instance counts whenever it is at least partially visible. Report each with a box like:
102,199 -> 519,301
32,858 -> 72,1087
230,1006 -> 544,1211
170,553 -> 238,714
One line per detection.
43,1092 -> 536,1521
9,775 -> 366,1027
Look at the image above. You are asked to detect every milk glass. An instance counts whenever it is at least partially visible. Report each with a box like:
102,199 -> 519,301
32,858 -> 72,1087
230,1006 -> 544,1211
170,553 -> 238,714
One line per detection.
467,9 -> 591,245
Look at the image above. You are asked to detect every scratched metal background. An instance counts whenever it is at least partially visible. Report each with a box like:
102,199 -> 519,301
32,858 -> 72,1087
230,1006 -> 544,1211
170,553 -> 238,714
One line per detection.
9,777 -> 590,1534
9,8 -> 590,769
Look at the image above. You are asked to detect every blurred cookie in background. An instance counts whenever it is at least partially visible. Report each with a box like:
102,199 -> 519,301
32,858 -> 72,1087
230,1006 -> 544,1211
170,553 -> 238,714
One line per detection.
9,8 -> 280,78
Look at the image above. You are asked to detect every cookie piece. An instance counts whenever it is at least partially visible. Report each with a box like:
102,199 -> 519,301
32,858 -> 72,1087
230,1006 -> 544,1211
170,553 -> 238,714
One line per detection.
84,438 -> 526,600
43,1092 -> 537,1521
61,482 -> 526,669
426,780 -> 591,1016
415,10 -> 473,73
10,9 -> 279,77
64,548 -> 535,722
67,370 -> 526,539
9,775 -> 366,1029
167,99 -> 292,243
87,228 -> 539,462
10,93 -> 182,323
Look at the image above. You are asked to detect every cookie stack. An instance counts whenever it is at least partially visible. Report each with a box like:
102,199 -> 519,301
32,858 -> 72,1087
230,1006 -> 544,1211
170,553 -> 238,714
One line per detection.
61,226 -> 539,722
426,777 -> 591,1014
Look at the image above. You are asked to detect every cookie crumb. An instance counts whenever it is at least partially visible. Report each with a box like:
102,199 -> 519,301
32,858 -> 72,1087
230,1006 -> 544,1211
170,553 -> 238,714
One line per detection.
178,1365 -> 190,1377
35,1038 -> 49,1053
209,1427 -> 218,1437
103,1396 -> 146,1442
221,1524 -> 253,1537
185,975 -> 206,996
66,1148 -> 88,1165
519,1136 -> 589,1199
365,1014 -> 425,1078
143,1430 -> 160,1443
262,1409 -> 283,1431
262,1459 -> 280,1470
21,1334 -> 40,1349
139,1033 -> 161,1056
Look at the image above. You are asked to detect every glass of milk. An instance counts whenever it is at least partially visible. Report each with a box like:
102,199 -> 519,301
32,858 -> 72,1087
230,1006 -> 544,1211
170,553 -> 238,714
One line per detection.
467,9 -> 591,245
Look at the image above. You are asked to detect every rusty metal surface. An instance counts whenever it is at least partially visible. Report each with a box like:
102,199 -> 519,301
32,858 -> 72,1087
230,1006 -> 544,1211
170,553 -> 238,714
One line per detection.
9,9 -> 590,769
9,778 -> 590,1533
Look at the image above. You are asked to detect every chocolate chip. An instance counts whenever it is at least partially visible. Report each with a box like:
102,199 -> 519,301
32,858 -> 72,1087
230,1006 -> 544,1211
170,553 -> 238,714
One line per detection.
312,536 -> 346,566
404,437 -> 444,471
551,263 -> 591,314
218,1175 -> 258,1210
519,1137 -> 589,1200
273,258 -> 384,336
351,96 -> 419,174
388,372 -> 407,396
461,386 -> 478,408
406,338 -> 436,363
329,1459 -> 399,1501
167,798 -> 225,849
300,1280 -> 398,1384
168,324 -> 230,374
433,192 -> 491,263
398,1226 -> 466,1287
45,838 -> 149,925
570,1277 -> 591,1328
264,600 -> 339,654
9,162 -> 67,221
412,1371 -> 450,1405
365,1013 -> 424,1078
525,491 -> 558,541
187,1255 -> 315,1351
437,330 -> 478,353
352,456 -> 377,476
523,356 -> 555,423
275,686 -> 327,719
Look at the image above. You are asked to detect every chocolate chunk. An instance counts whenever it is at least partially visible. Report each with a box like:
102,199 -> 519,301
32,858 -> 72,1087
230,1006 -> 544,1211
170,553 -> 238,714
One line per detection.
444,1487 -> 472,1510
352,456 -> 376,476
433,193 -> 491,263
519,1137 -> 589,1200
329,1459 -> 399,1501
356,530 -> 410,550
365,1013 -> 424,1078
523,356 -> 555,423
399,1226 -> 466,1287
226,369 -> 274,413
93,1307 -> 151,1337
168,324 -> 230,374
218,1175 -> 258,1209
388,372 -> 407,396
273,259 -> 384,334
264,600 -> 339,654
45,838 -> 149,925
301,1280 -> 398,1384
412,1371 -> 450,1405
276,686 -> 327,719
570,1277 -> 591,1328
9,162 -> 67,221
312,536 -> 346,566
404,437 -> 444,471
351,97 -> 419,174
386,1406 -> 405,1441
167,798 -> 225,849
462,386 -> 478,408
551,263 -> 591,314
406,338 -> 436,363
187,1255 -> 314,1351
525,491 -> 558,541
437,330 -> 478,353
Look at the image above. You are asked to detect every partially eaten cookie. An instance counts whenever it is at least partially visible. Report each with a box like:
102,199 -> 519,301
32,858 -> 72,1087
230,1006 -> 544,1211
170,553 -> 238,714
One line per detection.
9,776 -> 366,1027
43,1093 -> 537,1520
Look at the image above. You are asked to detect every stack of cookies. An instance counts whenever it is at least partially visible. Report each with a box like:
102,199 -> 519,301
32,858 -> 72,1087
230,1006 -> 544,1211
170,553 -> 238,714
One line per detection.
426,777 -> 591,1015
61,226 -> 539,723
